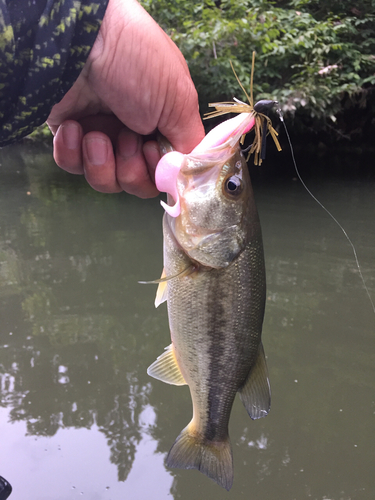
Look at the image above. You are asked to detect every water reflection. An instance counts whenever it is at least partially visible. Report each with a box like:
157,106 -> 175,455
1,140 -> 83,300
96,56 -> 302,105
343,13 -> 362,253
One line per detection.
0,143 -> 167,491
0,142 -> 374,499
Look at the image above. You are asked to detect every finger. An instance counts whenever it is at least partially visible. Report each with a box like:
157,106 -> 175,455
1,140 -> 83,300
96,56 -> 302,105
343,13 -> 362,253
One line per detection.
158,79 -> 205,154
143,140 -> 161,185
52,116 -> 125,176
79,114 -> 125,143
53,121 -> 84,174
115,129 -> 159,199
82,132 -> 122,193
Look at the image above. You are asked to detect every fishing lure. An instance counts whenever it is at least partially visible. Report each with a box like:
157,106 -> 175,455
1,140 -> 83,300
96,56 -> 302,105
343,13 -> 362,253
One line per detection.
204,52 -> 281,165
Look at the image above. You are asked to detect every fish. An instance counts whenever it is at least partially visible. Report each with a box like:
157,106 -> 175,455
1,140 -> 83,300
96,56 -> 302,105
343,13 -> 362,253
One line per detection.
147,111 -> 271,491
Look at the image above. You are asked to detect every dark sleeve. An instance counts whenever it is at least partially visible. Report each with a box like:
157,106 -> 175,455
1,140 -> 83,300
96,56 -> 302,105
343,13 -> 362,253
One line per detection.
0,0 -> 109,147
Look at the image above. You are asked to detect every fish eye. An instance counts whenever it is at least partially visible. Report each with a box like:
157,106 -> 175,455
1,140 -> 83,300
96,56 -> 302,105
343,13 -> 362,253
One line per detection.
224,175 -> 243,196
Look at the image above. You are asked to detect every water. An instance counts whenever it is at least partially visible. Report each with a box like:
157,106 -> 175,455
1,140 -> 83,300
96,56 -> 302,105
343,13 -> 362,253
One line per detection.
0,142 -> 374,500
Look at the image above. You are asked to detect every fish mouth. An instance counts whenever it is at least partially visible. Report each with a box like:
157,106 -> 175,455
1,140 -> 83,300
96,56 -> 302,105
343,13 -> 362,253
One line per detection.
155,112 -> 256,218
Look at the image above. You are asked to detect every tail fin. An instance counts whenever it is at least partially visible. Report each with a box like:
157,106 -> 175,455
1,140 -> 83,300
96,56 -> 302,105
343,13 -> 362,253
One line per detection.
166,425 -> 233,491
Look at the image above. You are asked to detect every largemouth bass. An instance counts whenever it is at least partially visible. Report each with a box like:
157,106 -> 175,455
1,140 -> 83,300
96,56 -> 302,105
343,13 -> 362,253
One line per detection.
147,112 -> 271,490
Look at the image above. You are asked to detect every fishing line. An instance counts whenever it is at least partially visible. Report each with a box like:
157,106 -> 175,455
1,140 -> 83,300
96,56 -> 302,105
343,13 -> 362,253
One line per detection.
275,105 -> 375,314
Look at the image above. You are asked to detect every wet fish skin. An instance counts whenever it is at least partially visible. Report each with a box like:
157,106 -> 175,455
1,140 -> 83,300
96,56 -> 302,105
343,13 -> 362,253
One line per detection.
148,135 -> 270,490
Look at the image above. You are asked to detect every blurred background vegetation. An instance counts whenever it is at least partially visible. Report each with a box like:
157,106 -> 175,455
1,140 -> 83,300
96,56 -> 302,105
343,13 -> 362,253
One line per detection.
141,0 -> 375,146
31,0 -> 375,147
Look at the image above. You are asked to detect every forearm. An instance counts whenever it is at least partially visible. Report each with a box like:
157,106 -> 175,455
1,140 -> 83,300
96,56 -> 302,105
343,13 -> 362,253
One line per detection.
0,0 -> 108,147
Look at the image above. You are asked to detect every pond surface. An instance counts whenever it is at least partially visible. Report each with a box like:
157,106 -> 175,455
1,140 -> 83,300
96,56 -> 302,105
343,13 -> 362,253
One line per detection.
0,141 -> 374,500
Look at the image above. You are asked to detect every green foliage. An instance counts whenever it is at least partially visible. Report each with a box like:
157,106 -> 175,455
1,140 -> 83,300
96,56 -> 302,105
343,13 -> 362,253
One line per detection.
142,0 -> 375,139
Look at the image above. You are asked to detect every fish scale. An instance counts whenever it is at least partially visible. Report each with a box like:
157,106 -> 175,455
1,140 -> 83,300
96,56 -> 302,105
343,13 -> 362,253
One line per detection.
166,226 -> 266,435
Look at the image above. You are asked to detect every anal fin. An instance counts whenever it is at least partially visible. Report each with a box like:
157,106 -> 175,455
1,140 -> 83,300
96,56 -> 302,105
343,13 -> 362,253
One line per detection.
239,342 -> 271,420
147,344 -> 186,386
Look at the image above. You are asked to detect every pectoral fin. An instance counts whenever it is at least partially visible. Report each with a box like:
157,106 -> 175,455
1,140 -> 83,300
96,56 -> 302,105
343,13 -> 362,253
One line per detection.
239,342 -> 271,420
147,344 -> 187,386
155,269 -> 168,308
139,265 -> 195,286
140,265 -> 195,308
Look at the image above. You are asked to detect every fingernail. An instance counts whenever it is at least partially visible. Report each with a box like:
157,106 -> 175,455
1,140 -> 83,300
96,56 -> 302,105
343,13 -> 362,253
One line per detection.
85,138 -> 108,165
119,132 -> 139,158
61,123 -> 80,150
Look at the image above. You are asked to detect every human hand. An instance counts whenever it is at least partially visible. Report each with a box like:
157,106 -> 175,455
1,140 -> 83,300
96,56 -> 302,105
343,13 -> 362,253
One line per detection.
47,0 -> 204,198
